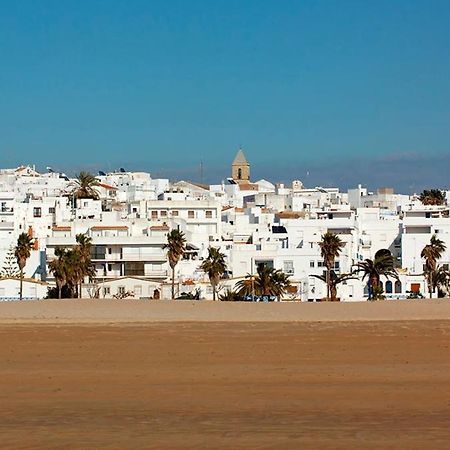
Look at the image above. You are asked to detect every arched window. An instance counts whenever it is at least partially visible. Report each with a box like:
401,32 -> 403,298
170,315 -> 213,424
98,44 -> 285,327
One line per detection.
385,280 -> 393,294
395,280 -> 402,294
237,168 -> 242,180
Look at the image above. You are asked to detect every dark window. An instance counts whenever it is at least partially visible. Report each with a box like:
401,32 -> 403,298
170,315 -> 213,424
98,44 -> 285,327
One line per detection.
33,207 -> 41,218
124,261 -> 145,276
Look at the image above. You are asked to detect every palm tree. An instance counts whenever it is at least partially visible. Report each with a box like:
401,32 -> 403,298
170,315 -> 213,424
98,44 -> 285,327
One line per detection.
219,289 -> 242,301
74,234 -> 95,298
72,172 -> 100,200
354,250 -> 398,300
164,229 -> 186,299
235,276 -> 254,298
419,189 -> 446,206
200,247 -> 227,301
312,271 -> 356,301
266,269 -> 291,300
318,232 -> 345,300
421,235 -> 446,298
48,248 -> 70,299
14,233 -> 34,300
235,266 -> 290,300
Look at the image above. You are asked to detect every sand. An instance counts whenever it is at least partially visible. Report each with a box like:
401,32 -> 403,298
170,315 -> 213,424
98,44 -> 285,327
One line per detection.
1,298 -> 450,323
1,300 -> 450,449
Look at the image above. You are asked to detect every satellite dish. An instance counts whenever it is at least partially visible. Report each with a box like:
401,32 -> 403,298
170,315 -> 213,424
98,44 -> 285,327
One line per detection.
98,171 -> 106,176
119,168 -> 126,173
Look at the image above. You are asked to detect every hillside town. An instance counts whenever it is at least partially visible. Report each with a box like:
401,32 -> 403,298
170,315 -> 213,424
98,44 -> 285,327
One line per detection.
1,150 -> 449,301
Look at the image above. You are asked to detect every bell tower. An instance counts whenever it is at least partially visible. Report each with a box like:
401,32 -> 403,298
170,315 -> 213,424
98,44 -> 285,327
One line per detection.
231,148 -> 250,182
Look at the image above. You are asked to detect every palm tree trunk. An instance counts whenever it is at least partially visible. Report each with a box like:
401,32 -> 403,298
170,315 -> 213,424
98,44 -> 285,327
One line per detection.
58,284 -> 62,299
212,284 -> 216,301
326,269 -> 330,301
19,269 -> 23,301
171,266 -> 175,299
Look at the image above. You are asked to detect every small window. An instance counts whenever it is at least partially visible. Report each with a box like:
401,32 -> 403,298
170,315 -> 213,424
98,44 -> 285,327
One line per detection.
172,210 -> 179,217
118,286 -> 125,295
151,211 -> 158,218
49,207 -> 55,214
310,261 -> 315,268
160,210 -> 167,217
206,210 -> 213,218
33,207 -> 41,218
310,242 -> 314,249
103,287 -> 110,296
283,260 -> 294,275
188,211 -> 195,219
108,248 -> 112,254
108,264 -> 113,271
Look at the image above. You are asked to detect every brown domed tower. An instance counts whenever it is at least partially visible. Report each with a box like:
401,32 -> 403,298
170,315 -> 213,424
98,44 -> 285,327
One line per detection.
231,148 -> 250,182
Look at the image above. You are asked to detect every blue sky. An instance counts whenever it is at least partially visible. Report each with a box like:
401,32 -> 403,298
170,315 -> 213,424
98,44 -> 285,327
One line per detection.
1,0 -> 450,191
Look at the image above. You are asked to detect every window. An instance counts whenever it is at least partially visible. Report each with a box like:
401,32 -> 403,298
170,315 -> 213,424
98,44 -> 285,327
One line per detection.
283,261 -> 294,275
310,261 -> 315,268
172,210 -> 179,217
206,210 -> 213,218
188,210 -> 195,218
108,248 -> 112,254
395,280 -> 402,294
49,207 -> 55,214
160,210 -> 167,217
108,264 -> 113,271
103,287 -> 110,296
33,207 -> 41,218
151,211 -> 158,219
385,281 -> 393,294
310,242 -> 314,249
118,286 -> 125,295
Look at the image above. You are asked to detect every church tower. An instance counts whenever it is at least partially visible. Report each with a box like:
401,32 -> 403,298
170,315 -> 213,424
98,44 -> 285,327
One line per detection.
231,149 -> 250,182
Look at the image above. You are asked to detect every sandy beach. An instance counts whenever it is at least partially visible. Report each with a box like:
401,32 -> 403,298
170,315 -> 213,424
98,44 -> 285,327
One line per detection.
2,298 -> 450,323
1,300 -> 450,449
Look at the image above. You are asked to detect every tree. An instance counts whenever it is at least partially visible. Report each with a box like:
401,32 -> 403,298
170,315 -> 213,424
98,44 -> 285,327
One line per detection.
164,229 -> 186,299
421,235 -> 446,298
200,247 -> 227,301
318,232 -> 345,301
354,250 -> 398,300
0,248 -> 20,278
48,237 -> 96,299
312,271 -> 357,301
72,172 -> 100,200
219,289 -> 242,301
48,248 -> 70,299
435,267 -> 450,297
235,266 -> 291,300
74,234 -> 95,298
14,233 -> 34,300
234,276 -> 254,298
419,189 -> 446,206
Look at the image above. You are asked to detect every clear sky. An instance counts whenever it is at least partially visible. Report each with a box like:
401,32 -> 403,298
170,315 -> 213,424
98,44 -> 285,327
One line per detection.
1,0 -> 450,191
